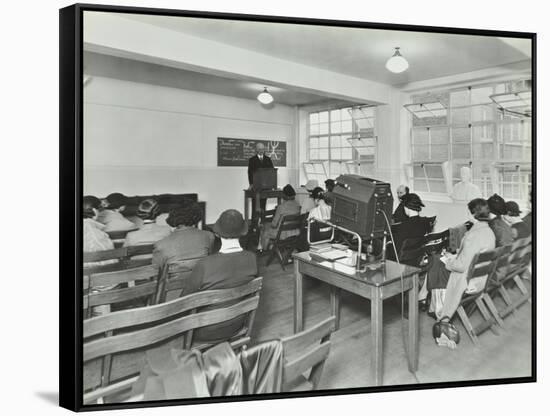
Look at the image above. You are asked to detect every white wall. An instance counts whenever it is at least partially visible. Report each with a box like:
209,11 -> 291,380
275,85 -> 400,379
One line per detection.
84,77 -> 297,223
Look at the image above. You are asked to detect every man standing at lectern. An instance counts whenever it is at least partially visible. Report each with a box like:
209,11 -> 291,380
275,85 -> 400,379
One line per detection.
248,142 -> 274,226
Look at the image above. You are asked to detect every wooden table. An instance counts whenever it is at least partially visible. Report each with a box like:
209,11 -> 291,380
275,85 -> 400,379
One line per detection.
243,188 -> 284,222
292,252 -> 420,386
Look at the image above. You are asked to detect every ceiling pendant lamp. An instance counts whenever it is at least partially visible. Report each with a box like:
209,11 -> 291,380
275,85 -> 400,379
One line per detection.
385,47 -> 409,73
257,87 -> 274,104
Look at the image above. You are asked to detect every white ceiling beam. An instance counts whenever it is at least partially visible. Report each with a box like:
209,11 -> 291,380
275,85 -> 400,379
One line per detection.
83,12 -> 393,105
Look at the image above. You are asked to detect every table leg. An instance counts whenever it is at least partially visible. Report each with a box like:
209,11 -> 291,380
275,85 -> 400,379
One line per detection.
294,261 -> 303,333
371,287 -> 383,386
407,273 -> 419,373
330,287 -> 341,330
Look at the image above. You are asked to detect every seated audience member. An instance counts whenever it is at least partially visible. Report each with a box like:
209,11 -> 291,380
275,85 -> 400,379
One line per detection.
503,201 -> 530,239
123,199 -> 171,247
83,195 -> 115,266
393,185 -> 410,224
522,190 -> 532,234
324,179 -> 336,205
152,202 -> 215,270
308,187 -> 332,221
487,194 -> 515,246
425,198 -> 495,349
83,195 -> 116,316
97,192 -> 137,233
300,179 -> 319,214
388,193 -> 431,258
308,187 -> 332,240
186,209 -> 259,342
260,184 -> 301,250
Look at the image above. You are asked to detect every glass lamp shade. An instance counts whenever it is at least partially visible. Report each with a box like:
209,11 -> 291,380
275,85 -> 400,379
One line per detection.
257,88 -> 274,104
385,49 -> 409,73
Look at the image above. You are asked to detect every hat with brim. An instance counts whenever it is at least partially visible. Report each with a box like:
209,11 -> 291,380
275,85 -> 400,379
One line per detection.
304,179 -> 319,191
505,201 -> 522,217
213,209 -> 248,238
403,193 -> 425,212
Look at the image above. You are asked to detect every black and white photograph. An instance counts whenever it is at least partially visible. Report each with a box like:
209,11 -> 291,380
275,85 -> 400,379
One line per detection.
59,3 -> 535,411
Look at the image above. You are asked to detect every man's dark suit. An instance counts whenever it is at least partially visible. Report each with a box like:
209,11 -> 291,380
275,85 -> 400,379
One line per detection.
247,154 -> 274,230
247,154 -> 274,185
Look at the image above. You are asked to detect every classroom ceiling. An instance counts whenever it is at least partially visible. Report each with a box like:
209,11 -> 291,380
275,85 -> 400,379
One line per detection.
83,51 -> 361,107
122,14 -> 531,86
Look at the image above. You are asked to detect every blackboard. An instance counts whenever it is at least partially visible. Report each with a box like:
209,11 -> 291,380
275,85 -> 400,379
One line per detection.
217,137 -> 287,167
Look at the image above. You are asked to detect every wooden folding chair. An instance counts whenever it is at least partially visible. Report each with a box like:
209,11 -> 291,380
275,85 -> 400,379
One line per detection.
280,317 -> 336,392
484,236 -> 532,321
455,249 -> 499,345
266,213 -> 307,270
424,230 -> 450,255
83,244 -> 154,275
154,256 -> 204,304
83,277 -> 263,404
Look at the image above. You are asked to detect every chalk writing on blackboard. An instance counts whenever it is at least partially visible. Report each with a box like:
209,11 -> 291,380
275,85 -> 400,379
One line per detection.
217,137 -> 287,167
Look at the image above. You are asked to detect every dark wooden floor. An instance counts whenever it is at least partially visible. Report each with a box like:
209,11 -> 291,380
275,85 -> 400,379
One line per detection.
252,255 -> 532,388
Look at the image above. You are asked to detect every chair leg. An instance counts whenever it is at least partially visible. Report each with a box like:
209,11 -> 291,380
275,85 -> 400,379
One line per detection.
456,306 -> 478,345
475,297 -> 499,335
276,247 -> 286,271
498,285 -> 516,317
482,293 -> 505,328
513,275 -> 530,296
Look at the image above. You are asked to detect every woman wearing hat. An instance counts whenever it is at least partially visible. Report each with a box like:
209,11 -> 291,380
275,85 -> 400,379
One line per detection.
185,209 -> 259,342
424,198 -> 496,349
83,195 -> 116,266
503,200 -> 529,239
259,184 -> 301,250
96,192 -> 137,233
487,194 -> 515,246
299,179 -> 319,214
152,202 -> 215,270
388,193 -> 432,259
123,199 -> 171,247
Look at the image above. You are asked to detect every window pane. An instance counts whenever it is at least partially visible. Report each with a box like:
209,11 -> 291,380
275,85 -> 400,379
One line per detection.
341,108 -> 352,120
310,137 -> 319,149
314,163 -> 325,174
331,148 -> 341,160
452,144 -> 471,159
309,113 -> 319,124
310,124 -> 319,135
452,127 -> 471,143
413,128 -> 429,146
310,149 -> 319,159
428,179 -> 447,193
304,163 -> 315,173
319,111 -> 329,123
431,144 -> 448,160
425,165 -> 444,178
319,123 -> 329,135
341,120 -> 353,132
430,127 -> 449,145
330,109 -> 341,121
330,135 -> 341,148
319,149 -> 329,159
413,145 -> 429,160
451,107 -> 470,125
471,104 -> 494,122
342,147 -> 353,160
331,121 -> 341,133
470,87 -> 493,104
319,136 -> 329,148
413,179 -> 429,192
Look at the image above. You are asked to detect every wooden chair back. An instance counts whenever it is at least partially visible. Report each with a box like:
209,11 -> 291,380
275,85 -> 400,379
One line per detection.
424,230 -> 450,254
83,245 -> 154,275
465,248 -> 498,288
280,317 -> 335,391
83,277 -> 263,402
275,213 -> 306,240
154,257 -> 205,303
83,264 -> 160,318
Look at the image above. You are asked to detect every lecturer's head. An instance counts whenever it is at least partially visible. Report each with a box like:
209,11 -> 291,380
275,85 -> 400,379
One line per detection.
397,185 -> 409,201
256,143 -> 265,156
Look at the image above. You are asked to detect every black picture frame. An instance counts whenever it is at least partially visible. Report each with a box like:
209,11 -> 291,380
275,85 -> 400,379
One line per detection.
60,3 -> 537,412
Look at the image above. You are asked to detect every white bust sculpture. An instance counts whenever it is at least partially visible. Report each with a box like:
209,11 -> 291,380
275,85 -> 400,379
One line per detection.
450,166 -> 482,202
